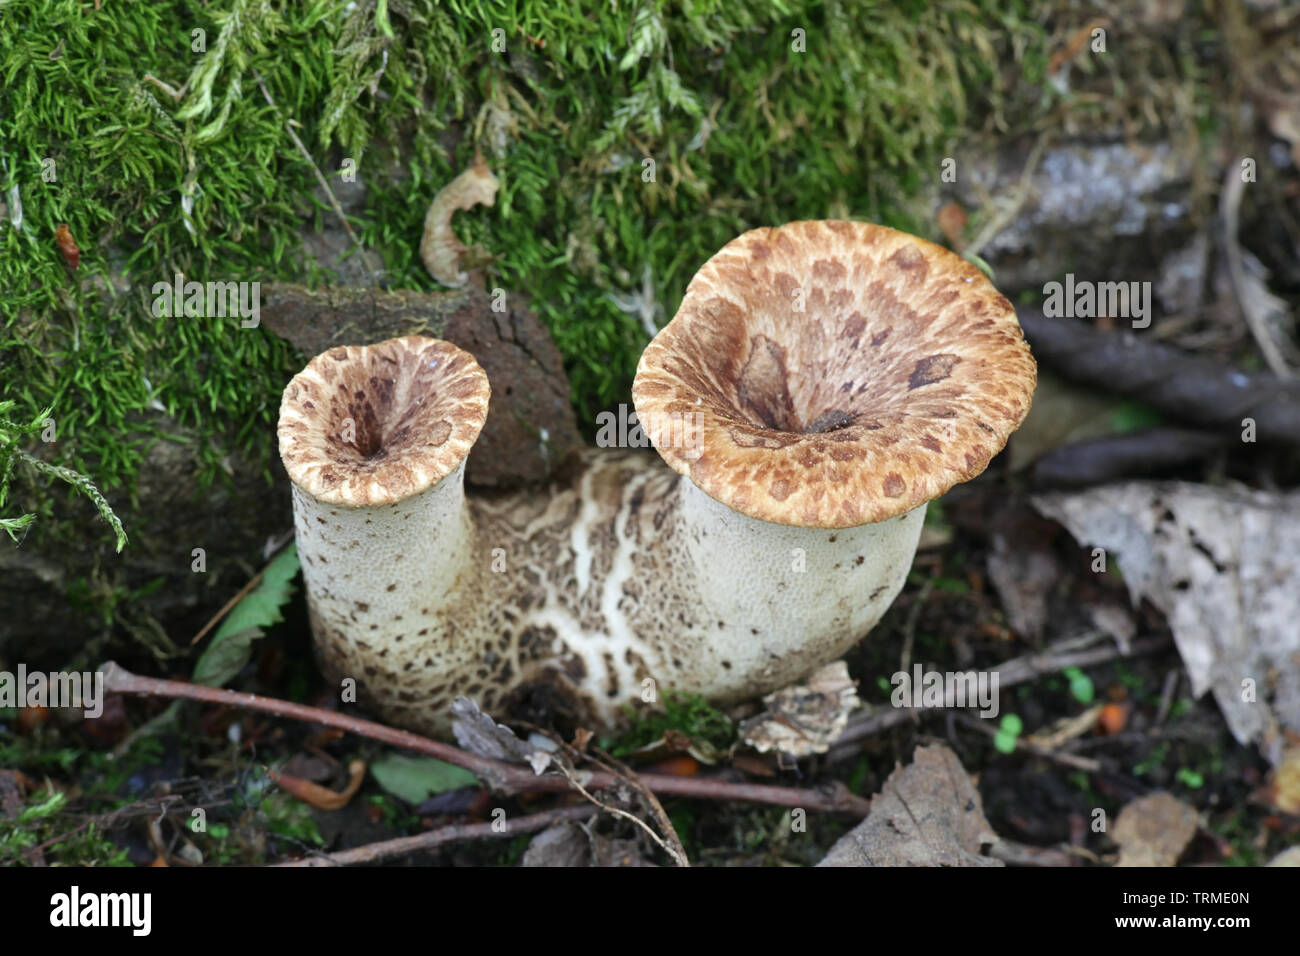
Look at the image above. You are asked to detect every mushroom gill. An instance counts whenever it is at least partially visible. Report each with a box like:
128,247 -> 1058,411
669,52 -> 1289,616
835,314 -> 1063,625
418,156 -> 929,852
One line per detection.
279,222 -> 1036,736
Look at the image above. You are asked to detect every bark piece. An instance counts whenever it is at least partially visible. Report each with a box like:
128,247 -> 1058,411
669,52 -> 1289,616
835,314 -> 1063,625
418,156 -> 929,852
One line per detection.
261,282 -> 582,487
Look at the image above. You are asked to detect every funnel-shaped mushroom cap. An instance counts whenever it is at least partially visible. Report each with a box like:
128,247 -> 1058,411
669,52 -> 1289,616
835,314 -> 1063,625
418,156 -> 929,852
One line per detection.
278,336 -> 490,507
632,221 -> 1036,528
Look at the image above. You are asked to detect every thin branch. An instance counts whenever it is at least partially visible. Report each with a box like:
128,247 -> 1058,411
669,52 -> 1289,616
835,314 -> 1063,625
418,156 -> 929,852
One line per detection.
951,713 -> 1101,773
100,662 -> 872,817
898,577 -> 934,677
190,570 -> 262,646
590,746 -> 688,866
963,130 -> 1050,261
253,73 -> 382,285
272,805 -> 596,867
829,635 -> 1171,754
549,759 -> 687,867
519,722 -> 689,866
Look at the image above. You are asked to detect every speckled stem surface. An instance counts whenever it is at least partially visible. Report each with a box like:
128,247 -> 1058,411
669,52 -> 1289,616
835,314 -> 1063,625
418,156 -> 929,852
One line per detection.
295,447 -> 922,735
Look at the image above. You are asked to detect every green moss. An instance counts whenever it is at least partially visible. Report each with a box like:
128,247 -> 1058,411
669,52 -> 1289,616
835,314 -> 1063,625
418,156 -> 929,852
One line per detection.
605,690 -> 735,756
1,0 -> 1048,533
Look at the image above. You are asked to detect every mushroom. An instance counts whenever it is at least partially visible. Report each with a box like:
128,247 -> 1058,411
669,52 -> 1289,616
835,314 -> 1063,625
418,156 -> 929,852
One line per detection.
278,221 -> 1036,735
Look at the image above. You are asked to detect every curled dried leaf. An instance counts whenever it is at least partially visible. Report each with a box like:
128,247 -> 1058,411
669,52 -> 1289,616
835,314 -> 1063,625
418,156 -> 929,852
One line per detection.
271,758 -> 366,811
420,155 -> 499,287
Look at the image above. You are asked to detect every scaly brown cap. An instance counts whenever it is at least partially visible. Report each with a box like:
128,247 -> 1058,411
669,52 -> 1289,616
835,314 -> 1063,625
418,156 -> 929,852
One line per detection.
632,221 -> 1036,528
278,336 -> 490,507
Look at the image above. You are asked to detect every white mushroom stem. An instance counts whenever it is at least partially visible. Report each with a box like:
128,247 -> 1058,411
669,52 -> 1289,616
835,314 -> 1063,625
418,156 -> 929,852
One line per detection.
290,460 -> 476,689
290,443 -> 922,735
676,479 -> 925,684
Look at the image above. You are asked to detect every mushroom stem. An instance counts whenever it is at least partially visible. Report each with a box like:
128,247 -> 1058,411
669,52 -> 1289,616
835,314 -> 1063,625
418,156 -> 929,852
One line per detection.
292,460 -> 476,703
675,479 -> 925,686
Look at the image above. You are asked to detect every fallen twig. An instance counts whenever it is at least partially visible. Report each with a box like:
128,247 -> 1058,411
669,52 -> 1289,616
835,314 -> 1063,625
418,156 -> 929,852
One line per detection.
828,634 -> 1171,757
953,713 -> 1101,773
254,74 -> 382,285
100,662 -> 872,817
986,838 -> 1079,867
963,131 -> 1051,262
548,759 -> 687,867
1031,427 -> 1228,487
272,805 -> 597,867
1017,307 -> 1300,445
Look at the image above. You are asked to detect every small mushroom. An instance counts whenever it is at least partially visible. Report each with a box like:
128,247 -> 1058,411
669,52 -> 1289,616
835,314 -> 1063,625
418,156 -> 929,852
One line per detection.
278,221 -> 1035,736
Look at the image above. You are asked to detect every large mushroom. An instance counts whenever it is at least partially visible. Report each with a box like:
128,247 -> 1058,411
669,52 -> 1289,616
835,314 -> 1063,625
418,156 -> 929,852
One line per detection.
278,220 -> 1036,735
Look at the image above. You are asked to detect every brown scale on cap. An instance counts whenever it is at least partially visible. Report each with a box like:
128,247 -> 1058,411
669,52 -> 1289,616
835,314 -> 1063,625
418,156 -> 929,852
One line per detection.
632,220 -> 1037,528
278,336 -> 490,507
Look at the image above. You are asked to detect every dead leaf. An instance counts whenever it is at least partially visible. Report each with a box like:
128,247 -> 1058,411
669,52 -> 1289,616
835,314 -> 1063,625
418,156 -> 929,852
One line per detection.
520,820 -> 657,867
0,770 -> 33,819
1267,846 -> 1300,866
740,661 -> 859,758
1221,165 -> 1296,379
643,756 -> 700,777
1112,792 -> 1197,866
1048,18 -> 1111,75
624,727 -> 721,765
986,513 -> 1062,643
817,743 -> 1002,867
450,696 -> 552,774
54,223 -> 80,270
1263,95 -> 1300,169
937,201 -> 968,249
1260,745 -> 1300,815
1034,482 -> 1300,766
1098,702 -> 1129,735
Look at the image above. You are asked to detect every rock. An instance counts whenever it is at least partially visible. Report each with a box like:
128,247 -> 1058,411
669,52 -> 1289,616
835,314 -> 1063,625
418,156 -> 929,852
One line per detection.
260,282 -> 582,488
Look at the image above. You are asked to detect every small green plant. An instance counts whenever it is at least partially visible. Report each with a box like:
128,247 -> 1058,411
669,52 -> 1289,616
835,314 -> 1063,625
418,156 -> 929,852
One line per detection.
1134,742 -> 1170,777
259,791 -> 325,848
993,713 -> 1023,754
0,400 -> 126,550
1176,767 -> 1205,789
0,790 -> 130,867
607,691 -> 735,757
192,543 -> 301,687
1063,666 -> 1095,705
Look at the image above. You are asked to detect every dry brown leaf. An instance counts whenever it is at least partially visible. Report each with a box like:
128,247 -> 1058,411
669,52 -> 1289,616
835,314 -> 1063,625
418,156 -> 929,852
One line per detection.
1260,745 -> 1300,815
818,743 -> 1002,867
1035,482 -> 1300,766
420,155 -> 499,287
520,820 -> 657,867
272,758 -> 366,811
1048,18 -> 1111,75
1113,792 -> 1197,867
